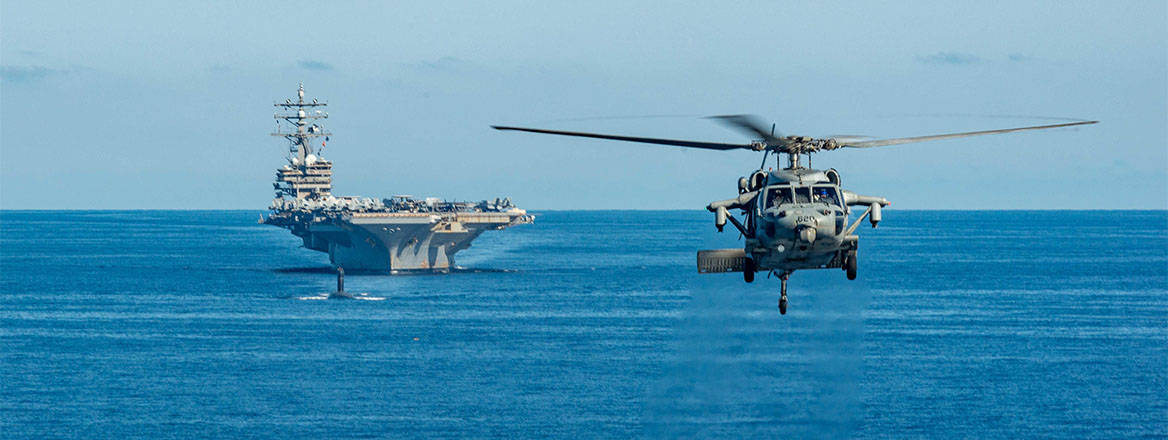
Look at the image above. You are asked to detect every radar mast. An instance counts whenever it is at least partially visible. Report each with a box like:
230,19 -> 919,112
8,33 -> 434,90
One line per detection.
272,84 -> 333,200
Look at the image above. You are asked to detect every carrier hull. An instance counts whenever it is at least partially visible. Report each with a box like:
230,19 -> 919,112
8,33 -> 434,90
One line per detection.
268,211 -> 531,272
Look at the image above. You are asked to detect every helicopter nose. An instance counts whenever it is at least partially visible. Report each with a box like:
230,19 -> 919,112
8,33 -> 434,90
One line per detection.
773,207 -> 843,244
771,209 -> 818,233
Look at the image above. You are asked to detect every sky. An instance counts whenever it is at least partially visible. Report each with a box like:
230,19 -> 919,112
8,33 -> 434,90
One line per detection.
1,1 -> 1165,210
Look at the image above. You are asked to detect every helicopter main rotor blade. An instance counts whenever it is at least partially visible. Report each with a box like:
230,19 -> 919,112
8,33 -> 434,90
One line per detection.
826,135 -> 874,143
707,114 -> 785,145
491,126 -> 752,151
840,120 -> 1098,148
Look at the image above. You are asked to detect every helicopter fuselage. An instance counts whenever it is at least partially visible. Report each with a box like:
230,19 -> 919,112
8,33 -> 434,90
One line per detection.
705,166 -> 889,276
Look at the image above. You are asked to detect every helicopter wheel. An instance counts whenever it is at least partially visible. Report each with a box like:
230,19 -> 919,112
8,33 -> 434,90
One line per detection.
743,257 -> 755,283
846,251 -> 857,280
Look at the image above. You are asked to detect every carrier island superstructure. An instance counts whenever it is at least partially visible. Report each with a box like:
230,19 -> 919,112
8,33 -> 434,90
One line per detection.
262,85 -> 533,272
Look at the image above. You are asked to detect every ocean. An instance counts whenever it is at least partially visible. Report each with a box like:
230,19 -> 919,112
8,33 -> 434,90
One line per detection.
1,210 -> 1165,438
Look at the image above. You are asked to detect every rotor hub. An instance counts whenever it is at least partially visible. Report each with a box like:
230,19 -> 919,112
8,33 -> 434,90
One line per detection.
771,137 -> 843,155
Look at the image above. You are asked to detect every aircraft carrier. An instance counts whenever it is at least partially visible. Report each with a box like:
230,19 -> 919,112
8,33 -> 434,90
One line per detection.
262,85 -> 533,272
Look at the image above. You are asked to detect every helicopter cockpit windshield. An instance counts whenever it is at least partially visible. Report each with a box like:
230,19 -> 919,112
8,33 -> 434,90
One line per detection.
812,186 -> 841,206
794,187 -> 811,204
765,185 -> 841,209
765,187 -> 793,209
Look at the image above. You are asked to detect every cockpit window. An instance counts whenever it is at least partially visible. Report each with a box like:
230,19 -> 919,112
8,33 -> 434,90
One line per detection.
812,186 -> 840,206
766,185 -> 835,207
794,187 -> 811,204
765,187 -> 793,208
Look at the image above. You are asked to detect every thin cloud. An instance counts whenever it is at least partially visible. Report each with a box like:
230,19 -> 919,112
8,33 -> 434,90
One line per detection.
1007,53 -> 1032,62
297,59 -> 334,71
0,65 -> 62,82
915,52 -> 981,65
418,56 -> 469,71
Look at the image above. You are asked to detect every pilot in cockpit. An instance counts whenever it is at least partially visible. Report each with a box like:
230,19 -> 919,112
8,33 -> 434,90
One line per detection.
767,187 -> 794,208
813,187 -> 840,206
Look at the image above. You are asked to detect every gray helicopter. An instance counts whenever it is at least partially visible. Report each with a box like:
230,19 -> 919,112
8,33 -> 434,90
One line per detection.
493,116 -> 1096,314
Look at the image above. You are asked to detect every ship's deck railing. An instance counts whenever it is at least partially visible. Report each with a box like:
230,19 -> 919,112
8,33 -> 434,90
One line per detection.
269,195 -> 523,216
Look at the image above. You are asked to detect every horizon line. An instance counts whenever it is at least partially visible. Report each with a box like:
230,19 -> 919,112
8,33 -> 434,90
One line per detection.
1,208 -> 1166,212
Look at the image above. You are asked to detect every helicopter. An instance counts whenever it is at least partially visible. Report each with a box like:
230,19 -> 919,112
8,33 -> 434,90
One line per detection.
492,116 -> 1097,314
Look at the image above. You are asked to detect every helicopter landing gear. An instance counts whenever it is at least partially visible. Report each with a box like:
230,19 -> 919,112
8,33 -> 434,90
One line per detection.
845,250 -> 857,280
743,257 -> 755,283
779,272 -> 789,315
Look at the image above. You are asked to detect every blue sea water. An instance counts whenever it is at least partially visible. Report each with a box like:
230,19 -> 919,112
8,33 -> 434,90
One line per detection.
1,210 -> 1165,439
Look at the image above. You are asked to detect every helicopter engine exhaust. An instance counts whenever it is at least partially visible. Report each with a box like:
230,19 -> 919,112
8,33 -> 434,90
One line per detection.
749,171 -> 767,191
825,169 -> 841,185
